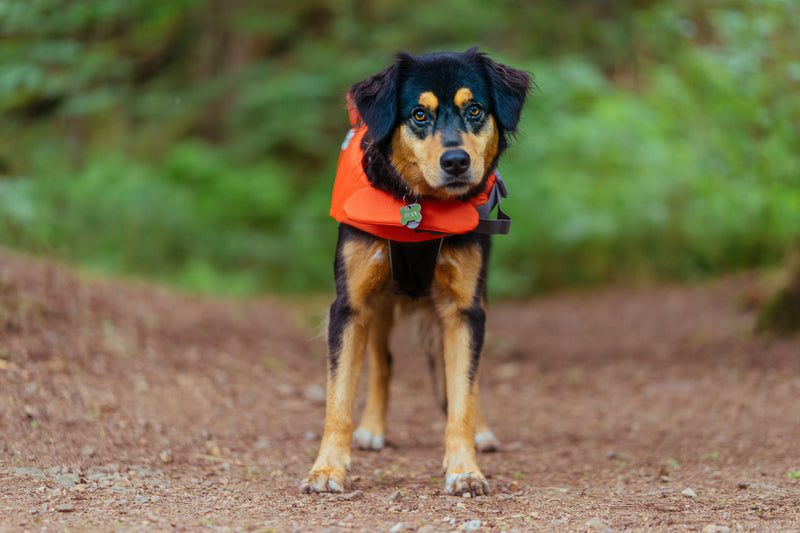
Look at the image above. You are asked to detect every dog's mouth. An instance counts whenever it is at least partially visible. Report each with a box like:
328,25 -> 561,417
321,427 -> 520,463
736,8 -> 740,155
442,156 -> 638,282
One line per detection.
444,178 -> 471,189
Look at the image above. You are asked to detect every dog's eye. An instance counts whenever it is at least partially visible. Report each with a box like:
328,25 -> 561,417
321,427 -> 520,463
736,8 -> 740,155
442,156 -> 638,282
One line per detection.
412,108 -> 428,123
467,104 -> 483,117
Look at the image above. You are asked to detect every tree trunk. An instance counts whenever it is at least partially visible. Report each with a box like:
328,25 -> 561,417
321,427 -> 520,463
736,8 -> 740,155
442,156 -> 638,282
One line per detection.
756,245 -> 800,335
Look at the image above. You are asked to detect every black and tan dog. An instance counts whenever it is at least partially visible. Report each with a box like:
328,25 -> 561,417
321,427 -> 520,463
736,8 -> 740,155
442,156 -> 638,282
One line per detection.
302,48 -> 530,496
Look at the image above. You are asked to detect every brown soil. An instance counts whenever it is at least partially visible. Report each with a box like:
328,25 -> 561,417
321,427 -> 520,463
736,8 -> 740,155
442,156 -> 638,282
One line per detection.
1,250 -> 799,532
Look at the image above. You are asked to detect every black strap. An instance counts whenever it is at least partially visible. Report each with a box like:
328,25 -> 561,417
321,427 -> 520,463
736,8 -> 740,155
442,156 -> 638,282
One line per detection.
388,238 -> 443,298
474,172 -> 512,235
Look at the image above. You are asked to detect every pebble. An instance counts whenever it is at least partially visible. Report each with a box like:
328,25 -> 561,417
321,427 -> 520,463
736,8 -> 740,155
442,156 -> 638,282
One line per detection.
81,446 -> 95,457
55,473 -> 79,488
303,430 -> 319,441
304,384 -> 326,404
585,517 -> 612,532
681,487 -> 698,498
390,522 -> 405,533
55,503 -> 75,513
159,450 -> 174,464
462,519 -> 481,532
13,467 -> 46,479
339,490 -> 363,501
702,525 -> 731,533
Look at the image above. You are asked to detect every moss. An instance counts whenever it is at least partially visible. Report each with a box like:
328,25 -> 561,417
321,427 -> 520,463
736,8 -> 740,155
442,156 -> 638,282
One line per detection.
757,253 -> 800,336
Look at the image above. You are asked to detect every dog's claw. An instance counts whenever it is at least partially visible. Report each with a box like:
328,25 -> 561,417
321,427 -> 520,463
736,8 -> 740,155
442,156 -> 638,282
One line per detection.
353,427 -> 385,450
300,468 -> 346,494
445,472 -> 489,497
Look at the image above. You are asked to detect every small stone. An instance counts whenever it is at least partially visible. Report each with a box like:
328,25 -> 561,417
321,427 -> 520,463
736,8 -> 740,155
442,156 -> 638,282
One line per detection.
303,430 -> 318,441
254,437 -> 270,450
159,450 -> 173,464
682,487 -> 698,498
13,467 -> 46,479
81,446 -> 95,458
585,517 -> 612,532
55,503 -> 75,513
702,525 -> 731,533
390,522 -> 405,533
135,495 -> 149,504
339,490 -> 363,501
462,519 -> 482,532
737,482 -> 749,489
304,384 -> 326,404
275,383 -> 295,397
462,492 -> 472,498
606,451 -> 619,459
387,490 -> 402,502
55,473 -> 79,488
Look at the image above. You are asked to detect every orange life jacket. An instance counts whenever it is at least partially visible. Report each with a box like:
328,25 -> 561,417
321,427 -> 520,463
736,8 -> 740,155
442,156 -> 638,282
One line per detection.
329,100 -> 508,243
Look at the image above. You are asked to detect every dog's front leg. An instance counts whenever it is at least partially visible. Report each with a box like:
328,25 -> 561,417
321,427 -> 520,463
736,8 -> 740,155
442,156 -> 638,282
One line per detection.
301,296 -> 369,493
433,241 -> 489,496
301,234 -> 389,493
441,306 -> 489,496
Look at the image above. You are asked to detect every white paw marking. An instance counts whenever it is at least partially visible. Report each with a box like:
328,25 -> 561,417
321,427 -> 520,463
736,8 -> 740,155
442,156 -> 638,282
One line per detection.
475,430 -> 500,452
445,472 -> 489,496
353,427 -> 385,450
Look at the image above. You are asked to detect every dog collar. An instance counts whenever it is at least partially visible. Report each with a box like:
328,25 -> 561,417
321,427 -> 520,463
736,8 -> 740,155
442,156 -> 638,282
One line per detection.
329,99 -> 511,243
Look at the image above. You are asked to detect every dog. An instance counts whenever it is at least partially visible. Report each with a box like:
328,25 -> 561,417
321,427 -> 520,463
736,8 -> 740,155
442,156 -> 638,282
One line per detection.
301,48 -> 530,497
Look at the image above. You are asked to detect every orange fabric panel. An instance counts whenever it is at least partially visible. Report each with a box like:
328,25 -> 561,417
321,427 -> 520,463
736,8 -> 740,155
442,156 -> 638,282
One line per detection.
329,115 -> 494,242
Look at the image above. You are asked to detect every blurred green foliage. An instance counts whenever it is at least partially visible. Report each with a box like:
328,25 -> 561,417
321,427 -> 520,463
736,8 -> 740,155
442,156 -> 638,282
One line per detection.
0,0 -> 798,296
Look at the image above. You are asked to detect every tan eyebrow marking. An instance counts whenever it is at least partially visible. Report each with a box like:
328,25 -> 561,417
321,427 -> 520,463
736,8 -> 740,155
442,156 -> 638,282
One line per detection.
418,91 -> 438,111
454,87 -> 473,107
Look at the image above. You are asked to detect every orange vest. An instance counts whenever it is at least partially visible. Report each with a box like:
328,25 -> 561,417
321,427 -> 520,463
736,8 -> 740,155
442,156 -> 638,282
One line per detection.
329,103 -> 499,243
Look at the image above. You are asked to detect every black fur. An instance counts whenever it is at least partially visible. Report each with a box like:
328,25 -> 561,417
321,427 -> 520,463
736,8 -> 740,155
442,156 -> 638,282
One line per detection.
351,47 -> 531,201
335,49 -> 528,392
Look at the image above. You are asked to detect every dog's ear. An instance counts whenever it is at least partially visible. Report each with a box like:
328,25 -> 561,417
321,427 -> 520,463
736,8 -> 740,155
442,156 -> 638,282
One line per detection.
350,54 -> 412,144
475,52 -> 531,133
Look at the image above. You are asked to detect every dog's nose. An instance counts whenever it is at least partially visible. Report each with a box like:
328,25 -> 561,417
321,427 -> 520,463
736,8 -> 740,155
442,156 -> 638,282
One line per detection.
439,149 -> 470,176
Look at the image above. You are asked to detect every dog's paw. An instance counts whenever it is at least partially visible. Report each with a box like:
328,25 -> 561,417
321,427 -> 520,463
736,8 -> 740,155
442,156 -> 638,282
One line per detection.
300,467 -> 346,494
353,427 -> 385,450
475,430 -> 500,453
445,472 -> 489,497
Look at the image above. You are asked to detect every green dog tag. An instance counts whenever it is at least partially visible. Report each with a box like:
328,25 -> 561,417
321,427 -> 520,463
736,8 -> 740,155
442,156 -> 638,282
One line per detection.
400,202 -> 422,229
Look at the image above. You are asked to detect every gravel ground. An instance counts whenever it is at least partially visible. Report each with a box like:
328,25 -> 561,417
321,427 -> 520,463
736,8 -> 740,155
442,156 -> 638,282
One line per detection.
1,251 -> 800,532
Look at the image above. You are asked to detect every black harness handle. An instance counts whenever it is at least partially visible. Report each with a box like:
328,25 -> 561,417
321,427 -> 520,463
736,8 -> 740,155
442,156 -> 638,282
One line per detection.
474,172 -> 512,235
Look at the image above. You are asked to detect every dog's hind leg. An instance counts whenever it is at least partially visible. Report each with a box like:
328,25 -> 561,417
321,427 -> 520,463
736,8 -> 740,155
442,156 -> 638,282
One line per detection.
354,302 -> 393,450
473,378 -> 501,453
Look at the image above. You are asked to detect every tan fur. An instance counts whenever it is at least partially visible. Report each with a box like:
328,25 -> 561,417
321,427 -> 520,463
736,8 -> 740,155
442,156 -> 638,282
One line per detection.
303,240 -> 391,492
431,241 -> 486,487
391,107 -> 499,198
355,302 -> 393,444
418,91 -> 439,111
390,125 -> 449,198
461,116 -> 499,176
454,87 -> 473,107
341,240 -> 391,311
433,243 -> 483,311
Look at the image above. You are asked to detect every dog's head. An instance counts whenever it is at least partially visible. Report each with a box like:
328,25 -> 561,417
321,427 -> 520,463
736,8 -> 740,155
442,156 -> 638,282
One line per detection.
351,48 -> 530,199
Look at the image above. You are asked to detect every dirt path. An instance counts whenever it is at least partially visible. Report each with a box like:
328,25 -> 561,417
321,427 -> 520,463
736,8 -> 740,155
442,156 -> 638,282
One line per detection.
1,251 -> 799,532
